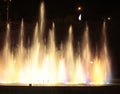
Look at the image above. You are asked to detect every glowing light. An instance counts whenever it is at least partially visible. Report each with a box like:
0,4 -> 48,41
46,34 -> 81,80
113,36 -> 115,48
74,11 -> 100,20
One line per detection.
92,58 -> 105,84
77,6 -> 82,11
90,61 -> 93,64
0,2 -> 111,85
107,17 -> 111,20
78,14 -> 82,21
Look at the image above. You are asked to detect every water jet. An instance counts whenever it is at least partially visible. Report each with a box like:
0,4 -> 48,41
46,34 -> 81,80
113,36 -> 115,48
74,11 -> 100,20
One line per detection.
0,2 -> 112,87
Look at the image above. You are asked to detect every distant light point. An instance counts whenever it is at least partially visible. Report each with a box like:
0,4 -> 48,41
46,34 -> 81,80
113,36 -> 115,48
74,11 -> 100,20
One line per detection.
107,17 -> 111,20
77,6 -> 82,11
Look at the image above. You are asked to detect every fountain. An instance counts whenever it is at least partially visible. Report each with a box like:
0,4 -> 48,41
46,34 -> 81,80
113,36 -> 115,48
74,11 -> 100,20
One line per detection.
0,2 -> 111,85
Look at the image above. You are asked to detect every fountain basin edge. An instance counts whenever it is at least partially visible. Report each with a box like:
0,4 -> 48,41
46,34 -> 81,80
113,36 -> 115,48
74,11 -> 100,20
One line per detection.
0,84 -> 120,94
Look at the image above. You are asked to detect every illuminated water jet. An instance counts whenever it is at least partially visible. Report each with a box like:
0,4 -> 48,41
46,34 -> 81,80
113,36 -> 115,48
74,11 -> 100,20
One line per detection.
0,2 -> 111,85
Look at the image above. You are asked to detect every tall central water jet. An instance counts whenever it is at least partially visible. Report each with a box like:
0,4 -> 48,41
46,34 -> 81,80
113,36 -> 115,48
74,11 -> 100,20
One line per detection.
0,2 -> 111,85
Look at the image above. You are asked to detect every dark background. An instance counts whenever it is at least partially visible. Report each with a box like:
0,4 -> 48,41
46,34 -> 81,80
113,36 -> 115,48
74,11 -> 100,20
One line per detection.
0,0 -> 120,21
0,0 -> 120,81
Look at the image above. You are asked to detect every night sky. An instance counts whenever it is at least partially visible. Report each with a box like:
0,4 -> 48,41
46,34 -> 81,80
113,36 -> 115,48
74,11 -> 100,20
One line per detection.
0,0 -> 120,80
0,0 -> 120,21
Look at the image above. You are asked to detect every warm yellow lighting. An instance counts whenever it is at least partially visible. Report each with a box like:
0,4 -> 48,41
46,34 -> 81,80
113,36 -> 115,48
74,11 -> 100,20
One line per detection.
92,58 -> 105,84
90,61 -> 93,64
0,2 -> 111,85
78,6 -> 82,11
